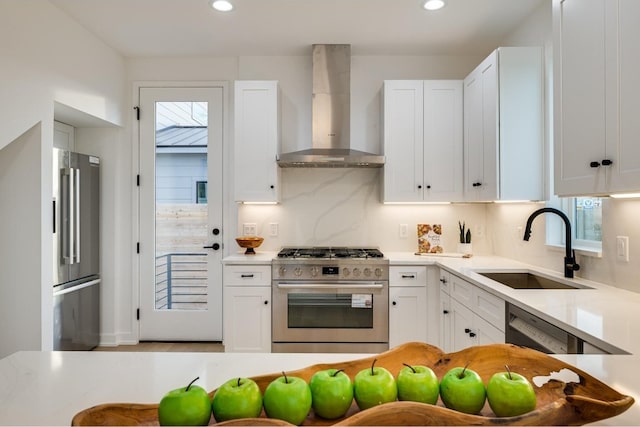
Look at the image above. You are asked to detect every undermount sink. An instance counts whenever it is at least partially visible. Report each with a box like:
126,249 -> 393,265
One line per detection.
478,272 -> 592,290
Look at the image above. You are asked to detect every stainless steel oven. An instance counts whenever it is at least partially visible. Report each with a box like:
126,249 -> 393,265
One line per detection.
272,247 -> 389,353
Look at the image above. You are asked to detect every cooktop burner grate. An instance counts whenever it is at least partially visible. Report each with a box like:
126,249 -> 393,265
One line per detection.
276,247 -> 384,259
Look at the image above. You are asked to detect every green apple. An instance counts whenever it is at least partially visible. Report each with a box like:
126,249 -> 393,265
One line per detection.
353,358 -> 398,411
396,363 -> 439,405
309,368 -> 354,419
487,366 -> 537,417
211,377 -> 263,422
158,377 -> 212,426
263,371 -> 312,425
439,365 -> 486,415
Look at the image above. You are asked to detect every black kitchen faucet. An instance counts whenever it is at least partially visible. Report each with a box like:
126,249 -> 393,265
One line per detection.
523,207 -> 580,278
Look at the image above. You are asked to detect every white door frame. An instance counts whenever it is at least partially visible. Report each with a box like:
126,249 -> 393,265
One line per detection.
130,81 -> 234,343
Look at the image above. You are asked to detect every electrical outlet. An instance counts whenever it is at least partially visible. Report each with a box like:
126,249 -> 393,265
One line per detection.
399,224 -> 408,238
269,223 -> 279,237
617,236 -> 629,262
243,223 -> 257,236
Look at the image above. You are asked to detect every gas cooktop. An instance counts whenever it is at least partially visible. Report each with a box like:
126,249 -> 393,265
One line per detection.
276,247 -> 384,259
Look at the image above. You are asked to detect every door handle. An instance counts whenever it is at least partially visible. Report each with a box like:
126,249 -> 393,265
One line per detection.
203,243 -> 220,250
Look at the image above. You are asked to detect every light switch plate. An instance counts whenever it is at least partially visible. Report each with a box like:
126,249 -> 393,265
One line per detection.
243,223 -> 257,236
399,224 -> 408,238
616,236 -> 629,262
269,223 -> 279,237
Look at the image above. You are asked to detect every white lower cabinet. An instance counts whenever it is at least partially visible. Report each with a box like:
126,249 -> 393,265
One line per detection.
388,266 -> 428,348
223,265 -> 271,352
449,298 -> 504,351
439,269 -> 505,352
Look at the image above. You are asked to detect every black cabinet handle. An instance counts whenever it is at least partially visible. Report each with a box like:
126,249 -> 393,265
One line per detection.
443,310 -> 449,314
590,161 -> 601,168
472,182 -> 482,187
241,274 -> 254,278
203,243 -> 220,250
602,159 -> 613,166
401,274 -> 416,279
439,278 -> 447,284
464,328 -> 471,333
469,332 -> 477,338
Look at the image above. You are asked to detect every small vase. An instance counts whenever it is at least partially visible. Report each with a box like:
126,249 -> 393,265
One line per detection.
457,243 -> 472,255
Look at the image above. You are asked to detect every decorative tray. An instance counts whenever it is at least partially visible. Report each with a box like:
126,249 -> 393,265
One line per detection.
72,342 -> 634,426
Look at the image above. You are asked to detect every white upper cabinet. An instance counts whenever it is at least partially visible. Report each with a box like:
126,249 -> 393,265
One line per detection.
554,0 -> 640,196
382,80 -> 463,203
234,81 -> 280,203
463,47 -> 544,202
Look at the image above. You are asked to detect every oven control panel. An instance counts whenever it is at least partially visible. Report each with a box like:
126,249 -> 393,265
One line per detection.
275,262 -> 388,281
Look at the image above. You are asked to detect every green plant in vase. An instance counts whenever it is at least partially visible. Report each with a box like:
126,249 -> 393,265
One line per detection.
458,221 -> 472,255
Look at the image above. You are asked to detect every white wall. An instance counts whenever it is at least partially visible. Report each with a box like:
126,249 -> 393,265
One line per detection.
0,125 -> 43,358
0,0 -> 126,355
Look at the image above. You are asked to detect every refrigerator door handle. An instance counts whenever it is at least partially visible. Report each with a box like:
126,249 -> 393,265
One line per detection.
68,167 -> 75,265
53,278 -> 101,297
61,168 -> 72,265
75,167 -> 81,264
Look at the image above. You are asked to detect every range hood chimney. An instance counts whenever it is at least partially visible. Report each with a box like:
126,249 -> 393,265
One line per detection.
276,44 -> 385,168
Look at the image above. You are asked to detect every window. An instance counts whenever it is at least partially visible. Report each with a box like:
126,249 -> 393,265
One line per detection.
546,196 -> 602,254
196,181 -> 207,204
574,197 -> 602,242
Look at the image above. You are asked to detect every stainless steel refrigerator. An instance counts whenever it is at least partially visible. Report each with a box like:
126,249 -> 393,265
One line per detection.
52,148 -> 100,350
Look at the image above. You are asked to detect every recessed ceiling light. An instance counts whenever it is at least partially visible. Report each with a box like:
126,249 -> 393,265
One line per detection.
423,0 -> 446,11
211,0 -> 233,12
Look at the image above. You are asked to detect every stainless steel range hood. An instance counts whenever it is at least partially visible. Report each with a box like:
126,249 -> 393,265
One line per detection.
277,44 -> 385,168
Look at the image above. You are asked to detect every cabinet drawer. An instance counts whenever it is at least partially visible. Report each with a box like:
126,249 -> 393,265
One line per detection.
389,266 -> 427,287
224,265 -> 271,286
450,274 -> 473,307
474,287 -> 505,331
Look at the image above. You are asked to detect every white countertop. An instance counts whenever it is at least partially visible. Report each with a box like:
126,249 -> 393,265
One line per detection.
385,253 -> 640,357
1,350 -> 638,426
222,251 -> 277,265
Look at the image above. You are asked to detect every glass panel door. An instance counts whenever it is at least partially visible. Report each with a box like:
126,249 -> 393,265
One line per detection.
139,87 -> 223,341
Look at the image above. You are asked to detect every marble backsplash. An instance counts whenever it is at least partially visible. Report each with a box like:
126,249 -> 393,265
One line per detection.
237,168 -> 489,254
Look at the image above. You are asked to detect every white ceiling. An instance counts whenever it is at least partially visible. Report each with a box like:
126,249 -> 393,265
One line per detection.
49,0 -> 547,58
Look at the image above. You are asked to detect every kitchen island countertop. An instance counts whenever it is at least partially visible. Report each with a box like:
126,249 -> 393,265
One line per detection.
1,348 -> 639,426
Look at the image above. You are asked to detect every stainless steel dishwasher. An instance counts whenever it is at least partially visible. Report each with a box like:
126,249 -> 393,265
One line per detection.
505,303 -> 605,354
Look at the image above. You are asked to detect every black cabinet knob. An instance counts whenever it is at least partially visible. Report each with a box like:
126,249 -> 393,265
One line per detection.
469,332 -> 477,338
270,185 -> 275,189
590,161 -> 601,168
443,310 -> 449,314
264,300 -> 269,305
602,159 -> 613,166
439,278 -> 447,284
392,301 -> 397,306
417,185 -> 422,189
212,228 -> 220,235
464,328 -> 471,333
426,185 -> 431,189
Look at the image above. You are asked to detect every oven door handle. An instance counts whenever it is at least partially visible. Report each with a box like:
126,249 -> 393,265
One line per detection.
276,282 -> 385,290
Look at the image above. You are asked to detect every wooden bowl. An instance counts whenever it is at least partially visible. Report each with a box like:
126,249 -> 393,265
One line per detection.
235,236 -> 264,254
71,342 -> 634,426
